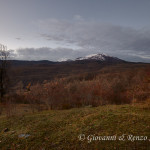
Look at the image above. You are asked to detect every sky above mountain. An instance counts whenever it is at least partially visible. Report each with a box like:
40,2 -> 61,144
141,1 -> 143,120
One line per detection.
0,0 -> 150,62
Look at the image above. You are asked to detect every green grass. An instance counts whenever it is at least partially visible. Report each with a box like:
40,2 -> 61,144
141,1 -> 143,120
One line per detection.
0,104 -> 150,150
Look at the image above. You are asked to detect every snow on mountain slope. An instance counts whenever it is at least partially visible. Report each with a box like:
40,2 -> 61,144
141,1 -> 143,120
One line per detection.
76,53 -> 116,61
58,53 -> 125,63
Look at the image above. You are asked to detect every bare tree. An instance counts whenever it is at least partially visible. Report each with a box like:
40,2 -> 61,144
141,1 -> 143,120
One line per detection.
0,44 -> 9,102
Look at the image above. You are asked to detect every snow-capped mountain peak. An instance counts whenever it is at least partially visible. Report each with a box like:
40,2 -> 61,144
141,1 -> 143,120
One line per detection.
58,53 -> 125,63
76,53 -> 110,61
75,53 -> 125,63
57,58 -> 73,62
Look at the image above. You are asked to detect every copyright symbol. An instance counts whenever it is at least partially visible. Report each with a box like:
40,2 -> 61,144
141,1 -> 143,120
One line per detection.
78,134 -> 85,141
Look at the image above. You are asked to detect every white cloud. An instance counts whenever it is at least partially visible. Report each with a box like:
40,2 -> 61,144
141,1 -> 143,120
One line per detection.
73,15 -> 84,21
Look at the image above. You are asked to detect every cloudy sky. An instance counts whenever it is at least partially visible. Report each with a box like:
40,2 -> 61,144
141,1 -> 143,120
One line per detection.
0,0 -> 150,62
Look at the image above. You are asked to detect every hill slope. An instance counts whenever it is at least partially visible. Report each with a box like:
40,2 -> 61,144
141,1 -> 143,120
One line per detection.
0,104 -> 150,149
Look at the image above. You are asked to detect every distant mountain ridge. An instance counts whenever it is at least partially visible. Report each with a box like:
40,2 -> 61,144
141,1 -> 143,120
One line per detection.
75,53 -> 126,63
76,53 -> 108,61
8,53 -> 149,87
57,53 -> 126,63
8,53 -> 126,65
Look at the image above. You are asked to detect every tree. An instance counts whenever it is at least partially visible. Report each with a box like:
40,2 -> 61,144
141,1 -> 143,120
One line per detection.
0,44 -> 9,102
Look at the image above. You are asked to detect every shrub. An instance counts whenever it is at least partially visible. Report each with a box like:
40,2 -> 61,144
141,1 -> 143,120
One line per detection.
7,68 -> 150,110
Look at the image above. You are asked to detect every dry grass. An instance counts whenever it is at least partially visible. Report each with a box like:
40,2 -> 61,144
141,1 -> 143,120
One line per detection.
0,104 -> 150,149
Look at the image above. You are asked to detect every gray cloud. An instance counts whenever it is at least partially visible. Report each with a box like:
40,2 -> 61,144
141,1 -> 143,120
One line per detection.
9,18 -> 150,62
11,47 -> 91,61
16,37 -> 21,40
37,18 -> 150,61
9,46 -> 150,62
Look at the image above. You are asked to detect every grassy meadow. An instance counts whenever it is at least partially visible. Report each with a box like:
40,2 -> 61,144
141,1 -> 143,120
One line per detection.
0,102 -> 150,150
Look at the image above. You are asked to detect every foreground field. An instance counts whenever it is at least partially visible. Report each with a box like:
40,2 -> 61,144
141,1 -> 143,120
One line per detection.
0,103 -> 150,150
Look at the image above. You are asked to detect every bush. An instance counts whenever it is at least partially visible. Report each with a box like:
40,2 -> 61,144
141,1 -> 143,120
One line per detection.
7,68 -> 150,110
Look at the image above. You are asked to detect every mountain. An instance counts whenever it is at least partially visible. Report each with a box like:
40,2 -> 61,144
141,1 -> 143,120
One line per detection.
9,60 -> 56,67
57,58 -> 73,62
75,53 -> 126,63
9,53 -> 149,88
